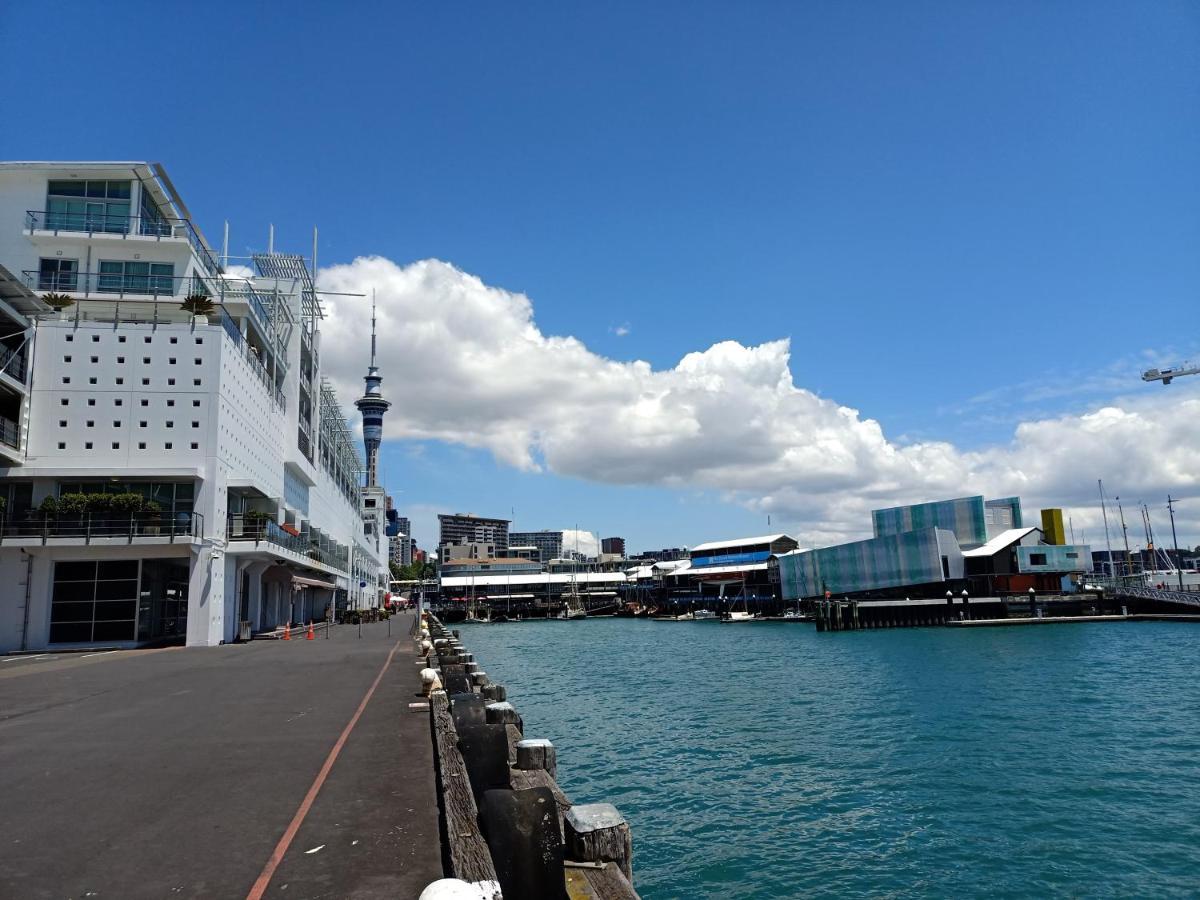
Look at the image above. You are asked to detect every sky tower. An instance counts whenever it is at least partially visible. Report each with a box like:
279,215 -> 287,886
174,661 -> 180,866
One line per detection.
355,291 -> 391,487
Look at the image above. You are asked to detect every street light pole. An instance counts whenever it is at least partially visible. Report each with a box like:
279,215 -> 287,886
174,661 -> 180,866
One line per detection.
1167,495 -> 1184,591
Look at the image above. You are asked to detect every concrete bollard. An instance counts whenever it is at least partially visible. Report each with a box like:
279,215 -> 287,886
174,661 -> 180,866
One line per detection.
564,803 -> 632,882
421,667 -> 443,697
471,671 -> 490,688
515,738 -> 557,779
418,878 -> 501,900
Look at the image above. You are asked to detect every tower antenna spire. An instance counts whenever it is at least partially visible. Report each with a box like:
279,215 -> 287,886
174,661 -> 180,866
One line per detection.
371,288 -> 377,368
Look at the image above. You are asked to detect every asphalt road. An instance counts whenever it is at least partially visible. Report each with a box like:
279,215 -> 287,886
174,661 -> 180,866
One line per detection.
0,616 -> 442,899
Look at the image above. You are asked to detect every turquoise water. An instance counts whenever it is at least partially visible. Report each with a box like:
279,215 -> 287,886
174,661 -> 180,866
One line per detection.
457,618 -> 1200,899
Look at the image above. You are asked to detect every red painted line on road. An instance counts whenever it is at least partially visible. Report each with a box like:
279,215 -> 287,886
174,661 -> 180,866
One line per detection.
246,640 -> 403,900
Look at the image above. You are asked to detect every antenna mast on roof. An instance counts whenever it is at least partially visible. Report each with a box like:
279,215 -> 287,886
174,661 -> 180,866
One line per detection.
268,223 -> 275,255
371,289 -> 377,367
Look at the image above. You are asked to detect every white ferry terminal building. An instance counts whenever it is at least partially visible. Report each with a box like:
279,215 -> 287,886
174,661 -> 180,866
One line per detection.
0,161 -> 393,651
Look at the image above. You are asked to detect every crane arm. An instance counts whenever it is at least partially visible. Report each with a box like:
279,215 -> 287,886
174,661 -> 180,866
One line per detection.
1143,361 -> 1200,385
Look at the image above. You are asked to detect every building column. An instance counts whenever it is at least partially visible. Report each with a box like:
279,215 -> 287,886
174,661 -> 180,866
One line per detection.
185,546 -> 225,647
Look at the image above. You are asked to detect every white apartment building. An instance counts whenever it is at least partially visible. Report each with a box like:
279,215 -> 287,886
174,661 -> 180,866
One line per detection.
389,532 -> 413,568
0,161 -> 391,651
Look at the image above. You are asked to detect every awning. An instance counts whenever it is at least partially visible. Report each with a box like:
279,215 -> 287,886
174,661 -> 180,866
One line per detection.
292,575 -> 337,590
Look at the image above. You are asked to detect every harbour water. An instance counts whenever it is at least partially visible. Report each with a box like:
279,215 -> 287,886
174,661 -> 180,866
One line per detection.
458,618 -> 1200,898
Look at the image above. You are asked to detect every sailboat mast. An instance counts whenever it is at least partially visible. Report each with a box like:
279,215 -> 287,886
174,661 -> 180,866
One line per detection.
1098,480 -> 1116,577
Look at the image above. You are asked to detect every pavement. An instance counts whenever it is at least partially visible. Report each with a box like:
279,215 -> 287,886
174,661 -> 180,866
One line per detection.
0,615 -> 443,900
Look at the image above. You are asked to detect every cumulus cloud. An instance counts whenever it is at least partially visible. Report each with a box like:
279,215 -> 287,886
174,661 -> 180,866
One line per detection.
610,322 -> 631,337
316,257 -> 1200,547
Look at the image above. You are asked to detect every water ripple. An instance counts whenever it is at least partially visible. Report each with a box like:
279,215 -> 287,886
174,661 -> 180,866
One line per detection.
458,619 -> 1200,898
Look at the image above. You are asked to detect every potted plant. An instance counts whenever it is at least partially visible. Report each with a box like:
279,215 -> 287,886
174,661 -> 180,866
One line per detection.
42,292 -> 74,319
110,492 -> 143,535
37,495 -> 58,520
181,293 -> 215,323
140,499 -> 163,535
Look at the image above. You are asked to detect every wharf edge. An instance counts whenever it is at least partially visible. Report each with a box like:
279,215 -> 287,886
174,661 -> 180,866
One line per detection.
415,612 -> 639,900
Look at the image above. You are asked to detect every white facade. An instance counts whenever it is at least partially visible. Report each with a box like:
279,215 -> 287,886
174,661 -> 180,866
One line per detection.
389,532 -> 413,568
0,162 -> 391,652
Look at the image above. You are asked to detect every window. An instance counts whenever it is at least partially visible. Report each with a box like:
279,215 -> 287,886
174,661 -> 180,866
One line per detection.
118,336 -> 126,343
117,357 -> 124,364
112,442 -> 119,449
192,400 -> 200,407
113,421 -> 121,427
142,379 -> 149,386
114,399 -> 122,406
88,377 -> 97,385
92,335 -> 100,343
164,442 -> 172,450
59,420 -> 66,427
169,358 -> 176,365
167,378 -> 175,386
194,358 -> 201,365
115,378 -> 123,385
190,442 -> 198,450
86,421 -> 94,428
97,261 -> 174,296
64,356 -> 72,363
60,399 -> 68,406
65,335 -> 73,342
1066,552 -> 1079,559
58,442 -> 66,450
169,337 -> 177,345
49,560 -> 138,644
165,421 -> 173,428
195,338 -> 203,345
193,379 -> 201,386
62,377 -> 70,384
166,400 -> 174,407
140,399 -> 149,407
1029,553 -> 1048,566
85,442 -> 92,449
87,399 -> 95,406
144,337 -> 152,344
139,421 -> 147,428
45,180 -> 132,234
39,258 -> 78,291
138,442 -> 146,450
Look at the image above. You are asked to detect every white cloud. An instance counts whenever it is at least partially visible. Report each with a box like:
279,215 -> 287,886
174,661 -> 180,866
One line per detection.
316,257 -> 1200,547
610,322 -> 631,337
560,529 -> 599,558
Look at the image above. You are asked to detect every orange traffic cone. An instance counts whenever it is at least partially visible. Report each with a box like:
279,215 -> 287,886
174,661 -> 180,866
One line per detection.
306,621 -> 315,641
282,622 -> 291,640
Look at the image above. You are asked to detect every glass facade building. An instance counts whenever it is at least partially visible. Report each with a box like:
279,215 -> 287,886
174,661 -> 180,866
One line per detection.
873,495 -> 1023,549
778,527 -> 964,599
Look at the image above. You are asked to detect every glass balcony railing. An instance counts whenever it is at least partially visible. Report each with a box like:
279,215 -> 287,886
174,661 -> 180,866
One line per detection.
25,210 -> 221,277
0,511 -> 203,543
26,269 -> 214,300
0,345 -> 26,383
227,514 -> 350,571
0,415 -> 19,450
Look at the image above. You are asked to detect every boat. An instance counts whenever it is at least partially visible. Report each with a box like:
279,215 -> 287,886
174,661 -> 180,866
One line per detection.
721,583 -> 758,622
557,576 -> 587,620
692,608 -> 718,620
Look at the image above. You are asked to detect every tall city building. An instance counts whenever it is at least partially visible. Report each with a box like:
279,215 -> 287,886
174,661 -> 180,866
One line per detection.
509,529 -> 564,564
601,536 -> 626,557
354,294 -> 390,487
437,513 -> 509,561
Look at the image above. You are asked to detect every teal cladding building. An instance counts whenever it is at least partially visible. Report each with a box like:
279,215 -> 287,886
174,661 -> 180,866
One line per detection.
872,495 -> 1022,549
778,527 -> 964,599
1016,545 -> 1093,574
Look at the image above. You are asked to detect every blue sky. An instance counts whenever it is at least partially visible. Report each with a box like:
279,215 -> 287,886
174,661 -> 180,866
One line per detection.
3,1 -> 1198,551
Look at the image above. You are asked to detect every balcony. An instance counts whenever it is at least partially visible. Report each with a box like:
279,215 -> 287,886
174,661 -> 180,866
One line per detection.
26,269 -> 213,302
0,414 -> 19,450
0,345 -> 26,383
227,515 -> 350,572
0,511 -> 204,545
25,210 -> 221,277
